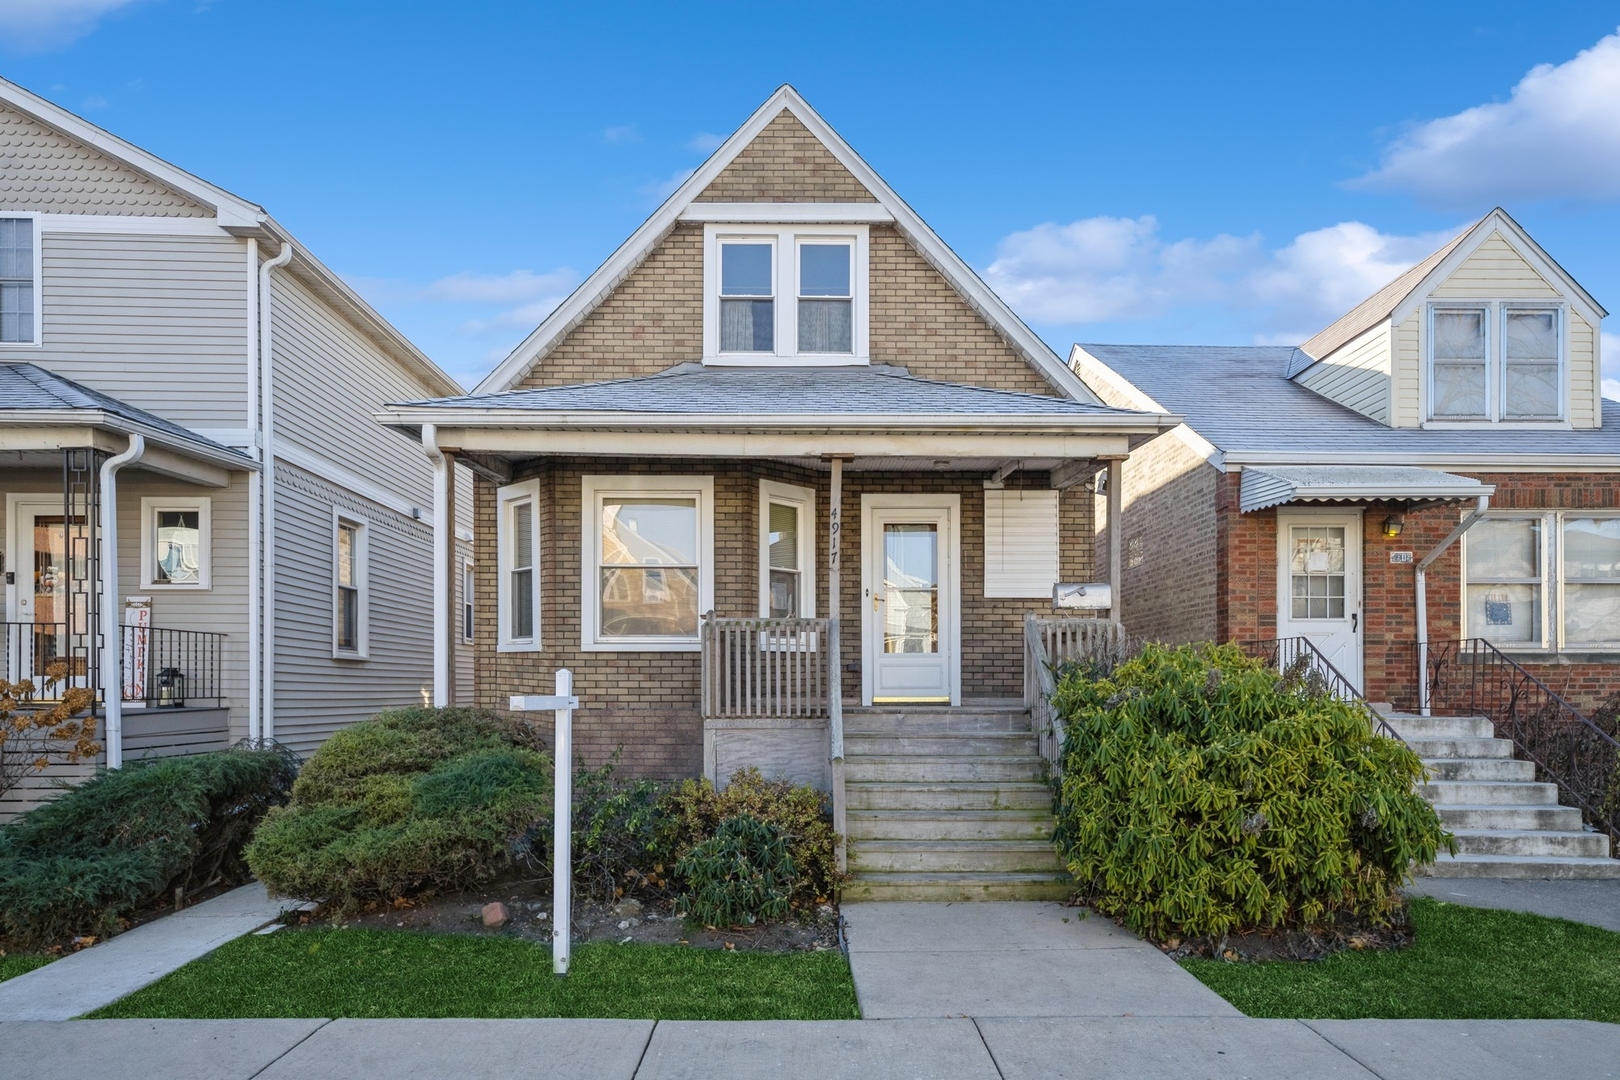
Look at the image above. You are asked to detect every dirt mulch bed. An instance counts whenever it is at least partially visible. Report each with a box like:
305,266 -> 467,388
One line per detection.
1067,897 -> 1415,963
300,876 -> 841,954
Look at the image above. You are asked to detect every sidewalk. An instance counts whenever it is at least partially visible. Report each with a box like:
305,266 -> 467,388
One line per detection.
0,883 -> 304,1021
1406,877 -> 1620,933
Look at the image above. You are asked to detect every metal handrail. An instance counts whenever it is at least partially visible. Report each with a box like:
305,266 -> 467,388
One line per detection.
1240,636 -> 1405,743
2,621 -> 225,709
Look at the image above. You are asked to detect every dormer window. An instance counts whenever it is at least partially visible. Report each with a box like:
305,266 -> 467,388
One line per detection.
704,224 -> 867,364
1428,303 -> 1562,423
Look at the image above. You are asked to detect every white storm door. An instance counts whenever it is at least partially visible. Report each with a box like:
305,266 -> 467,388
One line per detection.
7,497 -> 77,688
1276,511 -> 1363,692
862,496 -> 959,706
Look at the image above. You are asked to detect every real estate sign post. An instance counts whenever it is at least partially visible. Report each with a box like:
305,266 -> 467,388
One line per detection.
510,671 -> 579,976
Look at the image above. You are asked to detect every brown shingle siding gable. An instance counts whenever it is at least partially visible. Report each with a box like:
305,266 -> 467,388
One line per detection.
694,110 -> 876,203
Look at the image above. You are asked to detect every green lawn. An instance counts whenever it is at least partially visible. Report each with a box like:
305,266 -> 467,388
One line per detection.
1183,897 -> 1620,1023
0,954 -> 53,984
88,928 -> 859,1021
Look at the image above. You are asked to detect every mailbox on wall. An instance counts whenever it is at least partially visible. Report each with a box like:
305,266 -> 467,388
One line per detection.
1053,582 -> 1111,610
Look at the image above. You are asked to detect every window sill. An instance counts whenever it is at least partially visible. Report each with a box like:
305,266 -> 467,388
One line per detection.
331,651 -> 370,662
0,340 -> 42,349
702,354 -> 869,367
580,639 -> 701,653
1494,648 -> 1620,664
141,581 -> 211,591
497,640 -> 542,654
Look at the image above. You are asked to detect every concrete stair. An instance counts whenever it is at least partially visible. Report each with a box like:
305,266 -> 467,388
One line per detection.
1380,710 -> 1620,880
842,705 -> 1070,901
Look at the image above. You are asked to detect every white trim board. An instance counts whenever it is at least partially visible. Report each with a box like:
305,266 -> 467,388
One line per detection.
273,439 -> 428,524
472,86 -> 1101,405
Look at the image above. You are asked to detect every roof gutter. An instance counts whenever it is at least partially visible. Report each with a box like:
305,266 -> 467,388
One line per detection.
257,241 -> 295,745
372,409 -> 1183,435
100,434 -> 145,769
422,424 -> 451,708
1415,494 -> 1491,716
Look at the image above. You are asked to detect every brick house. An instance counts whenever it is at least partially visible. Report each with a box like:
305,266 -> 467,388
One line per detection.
1072,208 -> 1619,715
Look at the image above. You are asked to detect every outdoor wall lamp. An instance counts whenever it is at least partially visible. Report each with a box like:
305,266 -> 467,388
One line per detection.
1382,514 -> 1405,539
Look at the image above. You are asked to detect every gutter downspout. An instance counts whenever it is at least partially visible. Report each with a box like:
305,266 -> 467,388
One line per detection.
99,434 -> 145,769
1416,494 -> 1491,716
245,239 -> 261,743
422,424 -> 450,707
259,241 -> 294,743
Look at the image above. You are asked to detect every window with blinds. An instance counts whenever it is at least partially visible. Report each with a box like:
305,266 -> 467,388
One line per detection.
983,489 -> 1060,598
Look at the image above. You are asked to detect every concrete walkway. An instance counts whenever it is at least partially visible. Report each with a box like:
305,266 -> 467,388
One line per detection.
840,901 -> 1239,1018
1407,877 -> 1620,933
0,883 -> 305,1021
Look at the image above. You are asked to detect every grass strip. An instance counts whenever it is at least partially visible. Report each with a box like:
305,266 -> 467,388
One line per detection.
1183,896 -> 1620,1022
0,954 -> 53,984
88,928 -> 859,1021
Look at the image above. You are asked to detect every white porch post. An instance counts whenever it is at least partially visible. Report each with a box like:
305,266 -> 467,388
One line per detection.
1106,456 -> 1124,624
99,434 -> 145,769
825,455 -> 848,873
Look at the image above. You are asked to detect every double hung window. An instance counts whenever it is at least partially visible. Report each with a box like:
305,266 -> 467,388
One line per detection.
582,476 -> 713,650
333,516 -> 368,658
0,216 -> 37,345
497,481 -> 541,652
1464,512 -> 1620,651
705,226 -> 867,362
759,480 -> 815,618
1428,303 -> 1562,422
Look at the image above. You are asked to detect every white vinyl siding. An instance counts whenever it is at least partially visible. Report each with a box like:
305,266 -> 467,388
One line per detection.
497,480 -> 541,652
1297,321 -> 1391,423
983,488 -> 1060,598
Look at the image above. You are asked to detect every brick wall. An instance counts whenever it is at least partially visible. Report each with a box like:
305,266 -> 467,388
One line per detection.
1100,432 -> 1219,643
473,460 -> 1094,778
694,110 -> 876,203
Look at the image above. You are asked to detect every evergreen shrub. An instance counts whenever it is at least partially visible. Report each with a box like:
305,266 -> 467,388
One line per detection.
1052,642 -> 1448,940
674,813 -> 795,927
244,708 -> 550,909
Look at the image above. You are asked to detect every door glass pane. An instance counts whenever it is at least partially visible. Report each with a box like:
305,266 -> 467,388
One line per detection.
155,510 -> 201,584
31,516 -> 66,669
601,499 -> 697,565
883,523 -> 938,654
1467,518 -> 1539,578
1289,526 -> 1346,620
1467,583 -> 1540,643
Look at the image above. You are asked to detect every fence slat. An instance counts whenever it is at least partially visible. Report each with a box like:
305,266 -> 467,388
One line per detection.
698,617 -> 832,720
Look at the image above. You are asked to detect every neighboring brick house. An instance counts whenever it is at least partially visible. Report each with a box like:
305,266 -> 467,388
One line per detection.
378,86 -> 1176,782
1074,208 -> 1620,714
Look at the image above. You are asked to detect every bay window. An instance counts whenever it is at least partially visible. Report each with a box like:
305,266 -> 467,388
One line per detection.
1428,303 -> 1563,422
582,476 -> 713,650
1464,512 -> 1620,651
760,480 -> 815,618
704,225 -> 867,363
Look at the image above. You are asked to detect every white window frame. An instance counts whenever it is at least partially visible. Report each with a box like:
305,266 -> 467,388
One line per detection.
331,511 -> 369,660
497,480 -> 541,653
759,479 -> 816,618
1425,301 -> 1566,425
0,212 -> 42,349
702,223 -> 868,365
581,475 -> 714,652
139,496 -> 212,590
1459,510 -> 1620,653
460,555 -> 476,645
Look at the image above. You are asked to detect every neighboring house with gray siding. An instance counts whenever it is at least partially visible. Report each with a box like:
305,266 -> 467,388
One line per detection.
0,77 -> 473,815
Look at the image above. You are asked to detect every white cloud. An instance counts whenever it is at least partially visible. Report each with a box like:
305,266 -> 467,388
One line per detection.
0,0 -> 142,54
986,215 -> 1460,343
1603,332 -> 1620,402
1354,29 -> 1620,204
688,132 -> 725,154
420,269 -> 576,306
603,124 -> 641,144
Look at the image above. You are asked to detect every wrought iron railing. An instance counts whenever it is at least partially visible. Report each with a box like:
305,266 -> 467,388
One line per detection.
1023,616 -> 1132,784
3,621 -> 224,709
1240,636 -> 1405,742
1396,638 -> 1620,843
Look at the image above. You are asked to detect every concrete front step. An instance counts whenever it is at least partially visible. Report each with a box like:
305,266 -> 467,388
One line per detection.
841,871 -> 1074,902
1383,715 -> 1495,739
1447,828 -> 1612,858
851,838 -> 1065,874
847,809 -> 1055,842
1417,780 -> 1560,805
845,781 -> 1053,812
844,755 -> 1047,784
1417,853 -> 1620,879
843,714 -> 1034,735
843,732 -> 1040,756
1420,758 -> 1537,782
1403,736 -> 1514,759
1436,804 -> 1586,831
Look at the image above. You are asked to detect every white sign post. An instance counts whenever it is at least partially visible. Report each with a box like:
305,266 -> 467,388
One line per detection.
510,669 -> 579,977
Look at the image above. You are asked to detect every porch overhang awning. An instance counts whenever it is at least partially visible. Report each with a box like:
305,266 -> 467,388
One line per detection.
1239,464 -> 1495,513
375,364 -> 1182,470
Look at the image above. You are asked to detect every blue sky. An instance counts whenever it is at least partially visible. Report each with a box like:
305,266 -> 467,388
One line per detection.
4,0 -> 1619,393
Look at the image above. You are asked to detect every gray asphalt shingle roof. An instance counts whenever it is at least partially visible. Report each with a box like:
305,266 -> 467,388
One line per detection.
1079,344 -> 1620,458
396,364 -> 1152,419
0,362 -> 249,460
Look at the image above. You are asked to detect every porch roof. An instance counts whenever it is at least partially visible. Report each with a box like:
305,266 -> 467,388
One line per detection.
0,363 -> 255,481
1239,464 -> 1495,513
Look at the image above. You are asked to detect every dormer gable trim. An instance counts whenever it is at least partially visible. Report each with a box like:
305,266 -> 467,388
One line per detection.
472,86 -> 1099,403
679,203 -> 894,224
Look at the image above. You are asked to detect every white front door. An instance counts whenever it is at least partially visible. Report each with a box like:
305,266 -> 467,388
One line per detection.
1276,510 -> 1363,691
862,495 -> 959,706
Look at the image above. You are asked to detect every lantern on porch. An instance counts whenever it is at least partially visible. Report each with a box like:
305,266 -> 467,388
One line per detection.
156,666 -> 185,708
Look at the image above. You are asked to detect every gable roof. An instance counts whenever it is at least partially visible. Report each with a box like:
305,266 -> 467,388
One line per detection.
0,76 -> 462,398
1294,208 -> 1608,374
0,362 -> 255,468
472,86 -> 1098,404
1072,343 -> 1620,466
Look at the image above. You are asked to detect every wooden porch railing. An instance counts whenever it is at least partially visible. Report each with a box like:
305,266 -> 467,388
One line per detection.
1024,616 -> 1129,785
700,615 -> 845,869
